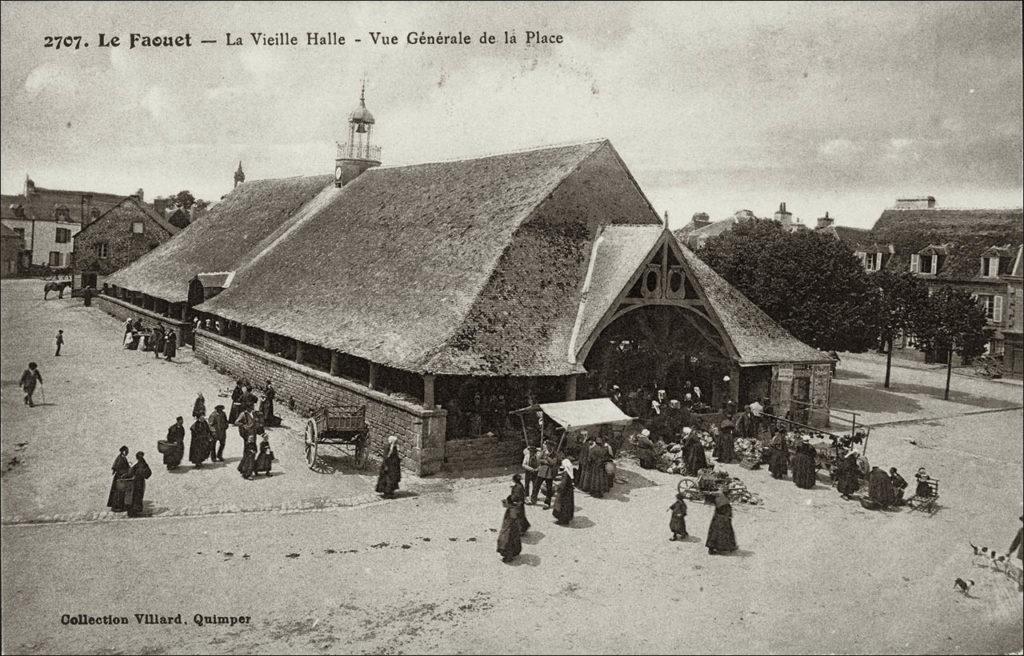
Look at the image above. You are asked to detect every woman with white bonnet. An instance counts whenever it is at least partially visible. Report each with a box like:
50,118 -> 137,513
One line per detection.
552,458 -> 576,525
634,428 -> 657,469
375,435 -> 402,498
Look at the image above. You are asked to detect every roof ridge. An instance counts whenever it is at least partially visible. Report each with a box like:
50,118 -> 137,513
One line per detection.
886,206 -> 1023,212
369,139 -> 608,172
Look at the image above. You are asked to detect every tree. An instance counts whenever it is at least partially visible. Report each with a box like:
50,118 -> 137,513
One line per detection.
697,220 -> 881,352
173,190 -> 196,210
911,286 -> 989,400
869,270 -> 930,388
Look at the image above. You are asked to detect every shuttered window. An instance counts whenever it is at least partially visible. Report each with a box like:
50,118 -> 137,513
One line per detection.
910,254 -> 920,273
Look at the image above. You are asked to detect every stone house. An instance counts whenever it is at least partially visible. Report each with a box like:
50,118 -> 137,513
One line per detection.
1,224 -> 24,277
72,195 -> 180,291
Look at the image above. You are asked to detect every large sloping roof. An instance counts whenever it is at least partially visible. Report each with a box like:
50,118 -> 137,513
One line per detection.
870,208 -> 1023,278
105,175 -> 332,301
199,141 -> 636,375
72,196 -> 180,241
675,238 -> 831,365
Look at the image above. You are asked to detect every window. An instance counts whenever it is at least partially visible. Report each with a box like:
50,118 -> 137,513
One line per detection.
13,227 -> 25,241
865,253 -> 881,272
55,227 -> 71,243
981,256 -> 1001,278
975,294 -> 1004,322
48,251 -> 62,267
131,221 -> 145,234
53,206 -> 71,221
96,242 -> 110,259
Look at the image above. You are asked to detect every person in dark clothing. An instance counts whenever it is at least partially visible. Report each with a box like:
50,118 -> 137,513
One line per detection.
151,325 -> 165,359
82,286 -> 93,307
575,431 -> 592,486
241,386 -> 258,414
552,459 -> 575,525
497,474 -> 530,562
670,493 -> 689,541
535,441 -> 560,508
634,428 -> 658,469
768,431 -> 789,480
19,362 -> 43,406
914,467 -> 934,498
867,466 -> 896,509
706,487 -> 738,555
126,452 -> 152,517
681,427 -> 708,476
791,438 -> 817,489
228,381 -> 244,424
522,444 -> 540,504
107,446 -> 131,512
192,393 -> 206,420
263,380 -> 277,424
188,416 -> 212,467
717,420 -> 737,464
237,432 -> 257,479
133,318 -> 144,332
582,436 -> 612,498
54,330 -> 64,356
1008,516 -> 1023,563
208,405 -> 229,462
254,437 -> 274,476
836,451 -> 861,499
889,467 -> 908,505
163,417 -> 185,469
375,435 -> 402,498
163,331 -> 177,361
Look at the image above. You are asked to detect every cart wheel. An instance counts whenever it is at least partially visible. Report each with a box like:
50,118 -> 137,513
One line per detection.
304,419 -> 318,470
677,478 -> 697,497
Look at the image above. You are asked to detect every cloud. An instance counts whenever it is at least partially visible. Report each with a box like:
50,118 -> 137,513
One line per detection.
24,64 -> 78,95
817,138 -> 863,160
141,85 -> 171,120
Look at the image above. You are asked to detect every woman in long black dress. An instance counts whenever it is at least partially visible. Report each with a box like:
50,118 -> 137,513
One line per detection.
253,437 -> 274,476
126,452 -> 152,518
681,427 -> 708,476
192,393 -> 206,420
634,429 -> 658,470
717,420 -> 737,464
835,451 -> 861,499
706,487 -> 738,555
163,416 -> 185,469
375,435 -> 402,498
237,432 -> 257,479
669,493 -> 688,541
188,417 -> 212,468
162,331 -> 177,361
584,437 -> 611,498
497,474 -> 529,562
768,431 -> 789,479
791,438 -> 817,489
551,459 -> 575,525
107,446 -> 131,512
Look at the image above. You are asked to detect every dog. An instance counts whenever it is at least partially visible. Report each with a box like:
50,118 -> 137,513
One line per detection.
954,578 -> 975,595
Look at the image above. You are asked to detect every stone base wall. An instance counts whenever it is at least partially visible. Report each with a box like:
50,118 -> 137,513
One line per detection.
194,329 -> 446,476
95,294 -> 190,344
443,435 -> 523,471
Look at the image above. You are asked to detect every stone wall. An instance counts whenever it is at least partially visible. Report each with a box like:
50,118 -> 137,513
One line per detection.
443,435 -> 523,472
95,293 -> 189,343
75,200 -> 173,277
194,329 -> 446,476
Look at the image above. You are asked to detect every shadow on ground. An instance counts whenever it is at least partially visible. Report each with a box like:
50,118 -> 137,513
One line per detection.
830,382 -> 923,415
861,381 -> 1020,410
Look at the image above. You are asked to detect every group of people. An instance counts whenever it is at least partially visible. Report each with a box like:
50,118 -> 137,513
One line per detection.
497,457 -> 578,563
634,425 -> 711,475
122,316 -> 177,361
106,446 -> 152,517
668,486 -> 739,555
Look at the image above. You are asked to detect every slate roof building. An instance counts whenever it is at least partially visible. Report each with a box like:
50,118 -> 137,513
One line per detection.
1,223 -> 24,278
102,91 -> 833,474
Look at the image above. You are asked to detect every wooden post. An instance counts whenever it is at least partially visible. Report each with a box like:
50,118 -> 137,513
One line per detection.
729,364 -> 741,403
179,303 -> 188,321
368,363 -> 377,390
218,319 -> 227,336
239,325 -> 248,343
565,375 -> 577,401
263,331 -> 272,352
295,340 -> 305,365
330,351 -> 340,376
423,374 -> 435,410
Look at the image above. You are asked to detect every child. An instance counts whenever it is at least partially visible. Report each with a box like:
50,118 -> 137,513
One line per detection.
55,329 -> 64,356
254,437 -> 274,476
669,492 -> 688,541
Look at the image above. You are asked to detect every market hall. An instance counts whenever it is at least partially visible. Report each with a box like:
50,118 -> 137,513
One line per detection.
102,100 -> 832,476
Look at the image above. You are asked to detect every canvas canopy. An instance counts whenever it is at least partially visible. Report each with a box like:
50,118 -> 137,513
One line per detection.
513,398 -> 633,430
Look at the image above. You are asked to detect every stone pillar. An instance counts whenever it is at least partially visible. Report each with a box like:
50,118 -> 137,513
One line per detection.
294,341 -> 305,365
368,363 -> 377,390
179,303 -> 188,321
218,319 -> 227,336
263,331 -> 272,352
565,375 -> 577,401
729,364 -> 741,403
239,325 -> 249,343
423,374 -> 435,410
330,351 -> 340,376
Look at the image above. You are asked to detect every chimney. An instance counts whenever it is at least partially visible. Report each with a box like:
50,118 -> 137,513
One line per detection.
895,196 -> 936,210
154,198 -> 170,216
691,212 -> 711,229
773,201 -> 792,226
135,188 -> 145,202
816,211 -> 835,229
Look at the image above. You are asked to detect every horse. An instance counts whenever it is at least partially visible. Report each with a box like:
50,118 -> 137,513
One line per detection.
43,281 -> 72,300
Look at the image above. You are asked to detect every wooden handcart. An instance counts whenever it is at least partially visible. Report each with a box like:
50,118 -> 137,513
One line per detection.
304,405 -> 368,471
677,467 -> 747,503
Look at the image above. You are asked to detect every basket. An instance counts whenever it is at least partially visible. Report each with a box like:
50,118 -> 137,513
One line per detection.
157,440 -> 174,454
115,477 -> 134,492
604,461 -> 617,476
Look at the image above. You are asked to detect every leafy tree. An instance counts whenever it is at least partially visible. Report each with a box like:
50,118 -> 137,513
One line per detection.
869,270 -> 930,388
173,190 -> 196,210
911,286 -> 989,399
697,220 -> 881,352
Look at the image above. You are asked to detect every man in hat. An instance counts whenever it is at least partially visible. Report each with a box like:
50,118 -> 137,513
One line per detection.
19,362 -> 43,407
208,404 -> 229,462
635,428 -> 657,469
535,440 -> 560,508
889,467 -> 908,505
521,442 -> 540,504
54,329 -> 64,356
163,416 -> 185,469
609,385 -> 625,412
126,451 -> 152,518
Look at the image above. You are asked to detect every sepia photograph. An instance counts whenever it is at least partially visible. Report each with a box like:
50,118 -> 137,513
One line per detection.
1,1 -> 1022,654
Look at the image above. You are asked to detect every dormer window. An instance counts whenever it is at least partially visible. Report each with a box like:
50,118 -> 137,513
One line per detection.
911,244 -> 949,275
865,253 -> 882,272
53,205 -> 71,221
981,256 -> 1001,278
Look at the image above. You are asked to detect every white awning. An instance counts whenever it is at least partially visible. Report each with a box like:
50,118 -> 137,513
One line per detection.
537,398 -> 633,430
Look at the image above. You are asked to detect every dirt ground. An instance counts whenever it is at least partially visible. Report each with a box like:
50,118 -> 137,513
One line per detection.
2,279 -> 1022,654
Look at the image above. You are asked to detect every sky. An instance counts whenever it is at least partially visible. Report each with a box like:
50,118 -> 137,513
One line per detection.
1,1 -> 1021,230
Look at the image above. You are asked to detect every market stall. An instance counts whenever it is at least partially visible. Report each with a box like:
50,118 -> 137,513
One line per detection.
510,398 -> 634,454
